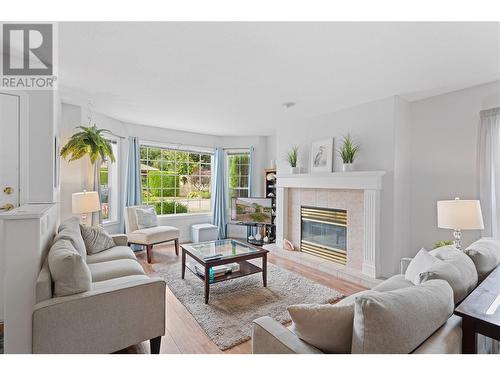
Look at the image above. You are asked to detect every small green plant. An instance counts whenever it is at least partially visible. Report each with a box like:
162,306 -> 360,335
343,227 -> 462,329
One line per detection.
337,133 -> 360,164
287,146 -> 299,167
433,240 -> 454,249
155,200 -> 188,215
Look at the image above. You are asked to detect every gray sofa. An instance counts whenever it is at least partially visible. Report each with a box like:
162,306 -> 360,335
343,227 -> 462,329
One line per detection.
252,276 -> 463,354
252,244 -> 490,354
32,218 -> 166,354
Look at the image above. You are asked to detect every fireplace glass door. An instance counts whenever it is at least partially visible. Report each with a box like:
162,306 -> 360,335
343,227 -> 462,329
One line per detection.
300,206 -> 347,264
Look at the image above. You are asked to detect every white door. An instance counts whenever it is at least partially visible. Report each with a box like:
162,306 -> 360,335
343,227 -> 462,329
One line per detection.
0,92 -> 20,212
0,92 -> 20,324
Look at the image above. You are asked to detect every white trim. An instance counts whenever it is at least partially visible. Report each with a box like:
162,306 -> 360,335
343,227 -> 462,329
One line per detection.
18,92 -> 29,205
158,212 -> 212,219
225,148 -> 250,155
140,140 -> 214,154
0,90 -> 29,205
102,219 -> 119,227
276,171 -> 385,190
362,189 -> 381,278
275,170 -> 386,279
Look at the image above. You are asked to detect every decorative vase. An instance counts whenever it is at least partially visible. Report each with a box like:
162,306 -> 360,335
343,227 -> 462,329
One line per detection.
255,232 -> 262,241
342,163 -> 354,172
283,239 -> 295,251
290,167 -> 300,174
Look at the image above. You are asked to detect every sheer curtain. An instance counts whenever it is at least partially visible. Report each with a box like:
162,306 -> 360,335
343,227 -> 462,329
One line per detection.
248,146 -> 255,197
212,148 -> 227,239
125,136 -> 143,249
478,108 -> 500,238
92,161 -> 103,226
126,136 -> 142,208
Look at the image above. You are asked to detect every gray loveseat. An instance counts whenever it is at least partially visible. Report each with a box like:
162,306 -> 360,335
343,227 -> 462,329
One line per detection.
252,243 -> 494,354
32,217 -> 166,354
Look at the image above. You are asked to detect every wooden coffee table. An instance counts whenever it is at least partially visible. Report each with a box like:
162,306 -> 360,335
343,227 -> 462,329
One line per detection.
181,239 -> 268,304
455,266 -> 500,353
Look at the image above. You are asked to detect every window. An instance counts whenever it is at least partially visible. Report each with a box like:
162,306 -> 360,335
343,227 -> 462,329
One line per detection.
227,151 -> 250,199
140,145 -> 212,215
100,141 -> 119,222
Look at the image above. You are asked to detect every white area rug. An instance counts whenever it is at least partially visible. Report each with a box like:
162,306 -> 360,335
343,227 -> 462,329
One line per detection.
153,260 -> 343,350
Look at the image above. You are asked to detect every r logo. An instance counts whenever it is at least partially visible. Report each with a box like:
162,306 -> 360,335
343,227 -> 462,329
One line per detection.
2,24 -> 53,76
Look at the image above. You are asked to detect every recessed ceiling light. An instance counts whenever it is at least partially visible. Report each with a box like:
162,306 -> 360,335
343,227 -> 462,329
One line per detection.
282,102 -> 296,109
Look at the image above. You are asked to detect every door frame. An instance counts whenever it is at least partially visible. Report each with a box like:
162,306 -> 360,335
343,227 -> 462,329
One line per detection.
0,90 -> 29,206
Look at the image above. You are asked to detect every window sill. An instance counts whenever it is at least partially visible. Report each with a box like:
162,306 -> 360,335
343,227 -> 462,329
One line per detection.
103,220 -> 119,227
158,212 -> 212,220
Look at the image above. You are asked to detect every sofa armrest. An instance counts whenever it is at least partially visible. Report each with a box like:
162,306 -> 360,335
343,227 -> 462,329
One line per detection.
33,277 -> 166,353
400,257 -> 412,274
252,316 -> 322,354
111,234 -> 128,247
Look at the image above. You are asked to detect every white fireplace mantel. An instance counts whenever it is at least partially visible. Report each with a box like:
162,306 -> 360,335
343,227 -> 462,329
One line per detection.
276,171 -> 386,190
275,170 -> 386,279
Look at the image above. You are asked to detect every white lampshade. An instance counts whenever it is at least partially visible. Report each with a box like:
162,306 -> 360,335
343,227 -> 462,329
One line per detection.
72,191 -> 101,214
437,198 -> 484,230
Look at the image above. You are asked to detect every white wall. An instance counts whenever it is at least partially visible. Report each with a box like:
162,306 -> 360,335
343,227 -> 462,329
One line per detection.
26,90 -> 58,204
266,133 -> 277,168
410,81 -> 500,252
393,97 -> 412,259
275,96 -> 406,276
58,81 -> 500,276
59,103 -> 269,240
273,82 -> 500,275
276,97 -> 396,173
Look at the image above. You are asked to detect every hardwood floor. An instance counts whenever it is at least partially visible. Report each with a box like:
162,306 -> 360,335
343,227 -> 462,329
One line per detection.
125,242 -> 365,354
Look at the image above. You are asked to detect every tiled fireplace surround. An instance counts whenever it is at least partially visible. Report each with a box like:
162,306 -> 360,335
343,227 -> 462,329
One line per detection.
263,171 -> 386,287
287,188 -> 364,270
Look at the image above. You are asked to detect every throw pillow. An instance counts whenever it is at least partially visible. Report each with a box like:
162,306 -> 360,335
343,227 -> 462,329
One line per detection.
48,238 -> 92,297
425,245 -> 478,303
135,206 -> 158,229
464,238 -> 500,281
404,248 -> 440,284
372,274 -> 414,292
80,225 -> 116,254
288,303 -> 355,353
351,280 -> 454,354
55,216 -> 87,260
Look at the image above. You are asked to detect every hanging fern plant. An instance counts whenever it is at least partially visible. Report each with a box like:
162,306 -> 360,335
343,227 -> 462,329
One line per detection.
60,125 -> 115,164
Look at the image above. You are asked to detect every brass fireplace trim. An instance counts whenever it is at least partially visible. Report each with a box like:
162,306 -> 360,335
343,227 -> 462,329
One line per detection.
301,242 -> 347,264
300,206 -> 348,265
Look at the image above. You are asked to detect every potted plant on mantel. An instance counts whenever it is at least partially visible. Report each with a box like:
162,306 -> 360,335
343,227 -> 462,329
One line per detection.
287,145 -> 300,174
338,134 -> 360,172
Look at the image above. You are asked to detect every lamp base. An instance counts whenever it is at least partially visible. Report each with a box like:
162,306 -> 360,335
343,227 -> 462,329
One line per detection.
80,213 -> 89,226
453,229 -> 462,250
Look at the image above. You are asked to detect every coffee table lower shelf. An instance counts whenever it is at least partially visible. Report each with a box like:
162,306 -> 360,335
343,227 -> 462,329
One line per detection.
181,240 -> 269,304
185,261 -> 263,284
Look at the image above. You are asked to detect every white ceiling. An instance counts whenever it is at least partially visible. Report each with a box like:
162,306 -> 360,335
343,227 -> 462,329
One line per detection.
59,22 -> 500,136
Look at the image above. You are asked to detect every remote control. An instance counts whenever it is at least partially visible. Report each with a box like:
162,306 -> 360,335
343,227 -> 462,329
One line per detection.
204,253 -> 223,261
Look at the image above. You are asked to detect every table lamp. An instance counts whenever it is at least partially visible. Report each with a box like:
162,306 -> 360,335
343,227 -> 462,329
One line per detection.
72,190 -> 100,226
437,197 -> 484,250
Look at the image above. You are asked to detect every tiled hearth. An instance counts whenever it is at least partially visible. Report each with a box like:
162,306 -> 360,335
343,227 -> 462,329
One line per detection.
264,242 -> 380,288
264,171 -> 386,284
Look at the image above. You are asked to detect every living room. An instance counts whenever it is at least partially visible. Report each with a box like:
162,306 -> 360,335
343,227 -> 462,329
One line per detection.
1,1 -> 500,372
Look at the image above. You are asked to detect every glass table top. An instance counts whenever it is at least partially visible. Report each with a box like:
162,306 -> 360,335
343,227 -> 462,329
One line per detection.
183,239 -> 263,262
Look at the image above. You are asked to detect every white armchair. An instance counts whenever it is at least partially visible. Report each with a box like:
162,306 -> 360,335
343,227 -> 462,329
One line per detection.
125,205 -> 180,263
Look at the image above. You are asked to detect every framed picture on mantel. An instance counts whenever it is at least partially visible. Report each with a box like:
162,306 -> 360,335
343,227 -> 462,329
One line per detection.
310,137 -> 334,173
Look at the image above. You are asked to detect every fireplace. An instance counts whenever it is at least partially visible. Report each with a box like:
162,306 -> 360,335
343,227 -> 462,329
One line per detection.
300,206 -> 347,265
